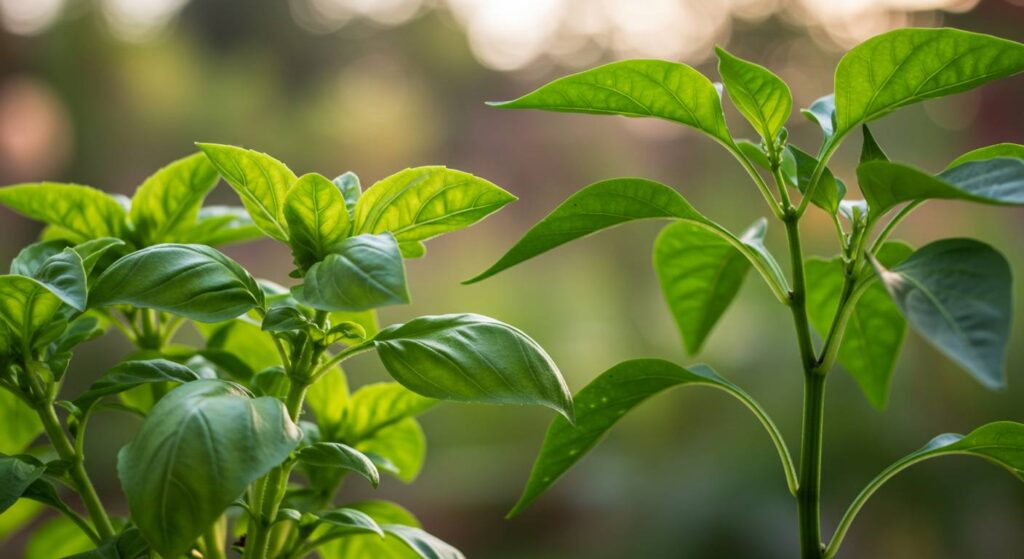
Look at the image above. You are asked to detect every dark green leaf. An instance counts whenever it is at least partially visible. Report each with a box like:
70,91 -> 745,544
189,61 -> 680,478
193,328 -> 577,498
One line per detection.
0,454 -> 45,513
489,59 -> 732,144
73,359 -> 200,411
90,244 -> 264,322
316,507 -> 385,538
381,524 -> 464,559
834,28 -> 1024,138
10,241 -> 66,277
129,152 -> 220,246
859,125 -> 888,163
353,166 -> 515,244
297,442 -> 380,487
285,172 -> 352,269
293,233 -> 409,312
63,527 -> 149,559
372,314 -> 573,420
118,379 -> 301,559
72,238 -> 126,277
261,306 -> 313,333
715,47 -> 792,141
34,249 -> 87,311
0,183 -> 126,243
786,145 -> 845,213
873,238 -> 1011,388
197,143 -> 297,241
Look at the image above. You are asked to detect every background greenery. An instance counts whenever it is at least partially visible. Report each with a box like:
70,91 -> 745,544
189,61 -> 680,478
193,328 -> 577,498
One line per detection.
1,1 -> 1022,557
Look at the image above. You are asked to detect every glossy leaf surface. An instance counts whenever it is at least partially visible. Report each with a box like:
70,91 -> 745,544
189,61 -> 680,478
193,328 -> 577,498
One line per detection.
129,152 -> 219,245
715,47 -> 792,140
284,172 -> 351,269
297,442 -> 380,487
293,233 -> 409,312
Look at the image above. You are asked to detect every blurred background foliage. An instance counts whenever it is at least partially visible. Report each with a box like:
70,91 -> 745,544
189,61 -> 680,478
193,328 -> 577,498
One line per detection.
1,0 -> 1023,557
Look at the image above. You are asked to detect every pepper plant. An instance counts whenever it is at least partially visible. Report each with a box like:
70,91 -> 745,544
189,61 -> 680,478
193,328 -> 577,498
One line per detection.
0,145 -> 574,558
468,27 -> 1024,558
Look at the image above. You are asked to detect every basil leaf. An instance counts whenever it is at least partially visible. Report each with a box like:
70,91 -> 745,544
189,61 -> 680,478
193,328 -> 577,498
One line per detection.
297,442 -> 380,487
72,238 -> 126,278
873,238 -> 1011,389
318,500 -> 421,559
356,418 -> 425,483
314,507 -> 385,538
197,143 -> 296,241
117,379 -> 301,559
654,219 -> 767,354
0,275 -> 65,349
947,143 -> 1024,168
353,166 -> 515,244
834,28 -> 1024,139
0,390 -> 42,454
261,306 -> 314,333
186,206 -> 264,247
0,454 -> 45,513
372,314 -> 573,420
342,382 -> 436,442
489,59 -> 731,145
0,183 -> 126,243
381,524 -> 464,559
293,233 -> 409,312
32,248 -> 87,312
129,152 -> 219,245
306,367 -> 349,436
10,241 -> 66,277
63,527 -> 148,559
334,171 -> 362,218
715,47 -> 792,141
73,359 -> 200,411
24,516 -> 94,559
90,244 -> 264,323
285,172 -> 351,269
801,93 -> 836,143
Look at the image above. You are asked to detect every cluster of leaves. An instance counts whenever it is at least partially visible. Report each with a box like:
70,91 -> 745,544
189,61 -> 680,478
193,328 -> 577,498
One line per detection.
468,27 -> 1024,557
0,145 -> 574,558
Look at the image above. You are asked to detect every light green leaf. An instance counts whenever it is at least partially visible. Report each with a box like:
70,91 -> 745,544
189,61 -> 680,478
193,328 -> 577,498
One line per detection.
654,219 -> 766,354
806,242 -> 913,408
801,93 -> 835,143
715,47 -> 792,141
372,314 -> 573,420
0,183 -> 126,243
489,59 -> 732,144
0,275 -> 65,349
334,172 -> 362,218
834,28 -> 1024,139
318,500 -> 422,559
293,233 -> 409,312
342,382 -> 436,442
356,418 -> 426,483
24,516 -> 94,559
873,238 -> 1011,389
510,359 -> 786,516
186,206 -> 264,247
0,390 -> 42,454
129,152 -> 220,245
787,145 -> 845,214
380,524 -> 465,559
465,178 -> 788,300
857,157 -> 1024,219
306,367 -> 349,436
297,442 -> 380,487
197,143 -> 296,241
90,244 -> 264,322
353,166 -> 515,244
197,318 -> 280,374
117,379 -> 301,559
0,499 -> 40,545
73,359 -> 200,411
285,173 -> 352,269
947,143 -> 1024,168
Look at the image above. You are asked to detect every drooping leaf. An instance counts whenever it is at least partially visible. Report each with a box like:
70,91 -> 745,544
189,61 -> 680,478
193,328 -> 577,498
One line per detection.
801,93 -> 836,143
654,219 -> 767,354
873,238 -> 1011,388
947,143 -> 1024,168
90,244 -> 264,322
465,178 -> 788,299
117,379 -> 301,559
0,454 -> 45,513
356,418 -> 426,483
334,171 -> 362,218
353,166 -> 515,244
33,248 -> 87,311
186,206 -> 264,247
372,314 -> 573,420
806,242 -> 913,408
857,157 -> 1024,219
197,143 -> 297,241
293,233 -> 409,312
510,359 -> 766,516
342,382 -> 436,442
285,173 -> 352,269
0,275 -> 65,349
129,152 -> 220,246
786,145 -> 845,214
73,359 -> 200,411
834,28 -> 1024,139
297,442 -> 380,487
489,59 -> 732,144
715,47 -> 792,141
0,183 -> 126,243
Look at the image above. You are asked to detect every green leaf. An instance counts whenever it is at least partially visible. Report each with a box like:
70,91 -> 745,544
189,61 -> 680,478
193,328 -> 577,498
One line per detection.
715,47 -> 792,141
0,454 -> 45,513
834,28 -> 1024,139
947,143 -> 1024,168
293,233 -> 409,312
465,178 -> 788,300
859,125 -> 889,164
806,242 -> 913,408
735,139 -> 770,169
197,143 -> 297,242
64,527 -> 148,559
334,172 -> 362,218
787,145 -> 845,214
0,390 -> 42,454
356,418 -> 426,483
0,275 -> 65,349
353,166 -> 515,244
10,241 -> 66,277
372,314 -> 573,421
380,524 -> 464,559
654,219 -> 766,354
873,238 -> 1011,388
118,379 -> 301,559
306,367 -> 349,435
90,244 -> 264,322
129,152 -> 220,246
511,359 -> 770,516
297,442 -> 380,487
801,93 -> 835,143
857,157 -> 1024,219
261,306 -> 314,333
72,238 -> 126,278
33,248 -> 87,311
196,318 -> 280,374
24,516 -> 94,559
315,507 -> 385,538
186,206 -> 264,247
73,359 -> 200,411
0,183 -> 126,243
342,382 -> 436,442
0,499 -> 41,545
285,173 -> 352,269
489,59 -> 732,145
318,500 -> 422,559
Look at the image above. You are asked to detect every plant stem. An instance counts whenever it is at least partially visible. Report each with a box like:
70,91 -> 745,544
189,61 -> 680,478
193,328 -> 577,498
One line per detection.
35,401 -> 116,540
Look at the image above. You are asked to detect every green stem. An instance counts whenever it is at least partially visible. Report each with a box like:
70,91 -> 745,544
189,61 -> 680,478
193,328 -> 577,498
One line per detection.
798,372 -> 827,559
203,517 -> 228,559
726,143 -> 785,219
35,402 -> 116,540
869,201 -> 922,254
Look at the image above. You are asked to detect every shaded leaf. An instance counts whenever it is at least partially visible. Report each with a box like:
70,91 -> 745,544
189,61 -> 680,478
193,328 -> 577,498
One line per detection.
73,359 -> 200,411
293,233 -> 409,312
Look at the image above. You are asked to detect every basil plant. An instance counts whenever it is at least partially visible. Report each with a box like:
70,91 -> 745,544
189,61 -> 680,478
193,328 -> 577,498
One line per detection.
0,145 -> 573,559
469,27 -> 1024,558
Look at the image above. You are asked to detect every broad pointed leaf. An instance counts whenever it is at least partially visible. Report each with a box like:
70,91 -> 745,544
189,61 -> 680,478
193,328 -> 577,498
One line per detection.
715,47 -> 792,141
0,275 -> 65,349
292,233 -> 409,312
285,173 -> 351,269
356,418 -> 426,483
0,183 -> 126,243
73,359 -> 200,411
129,152 -> 220,245
319,500 -> 422,559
